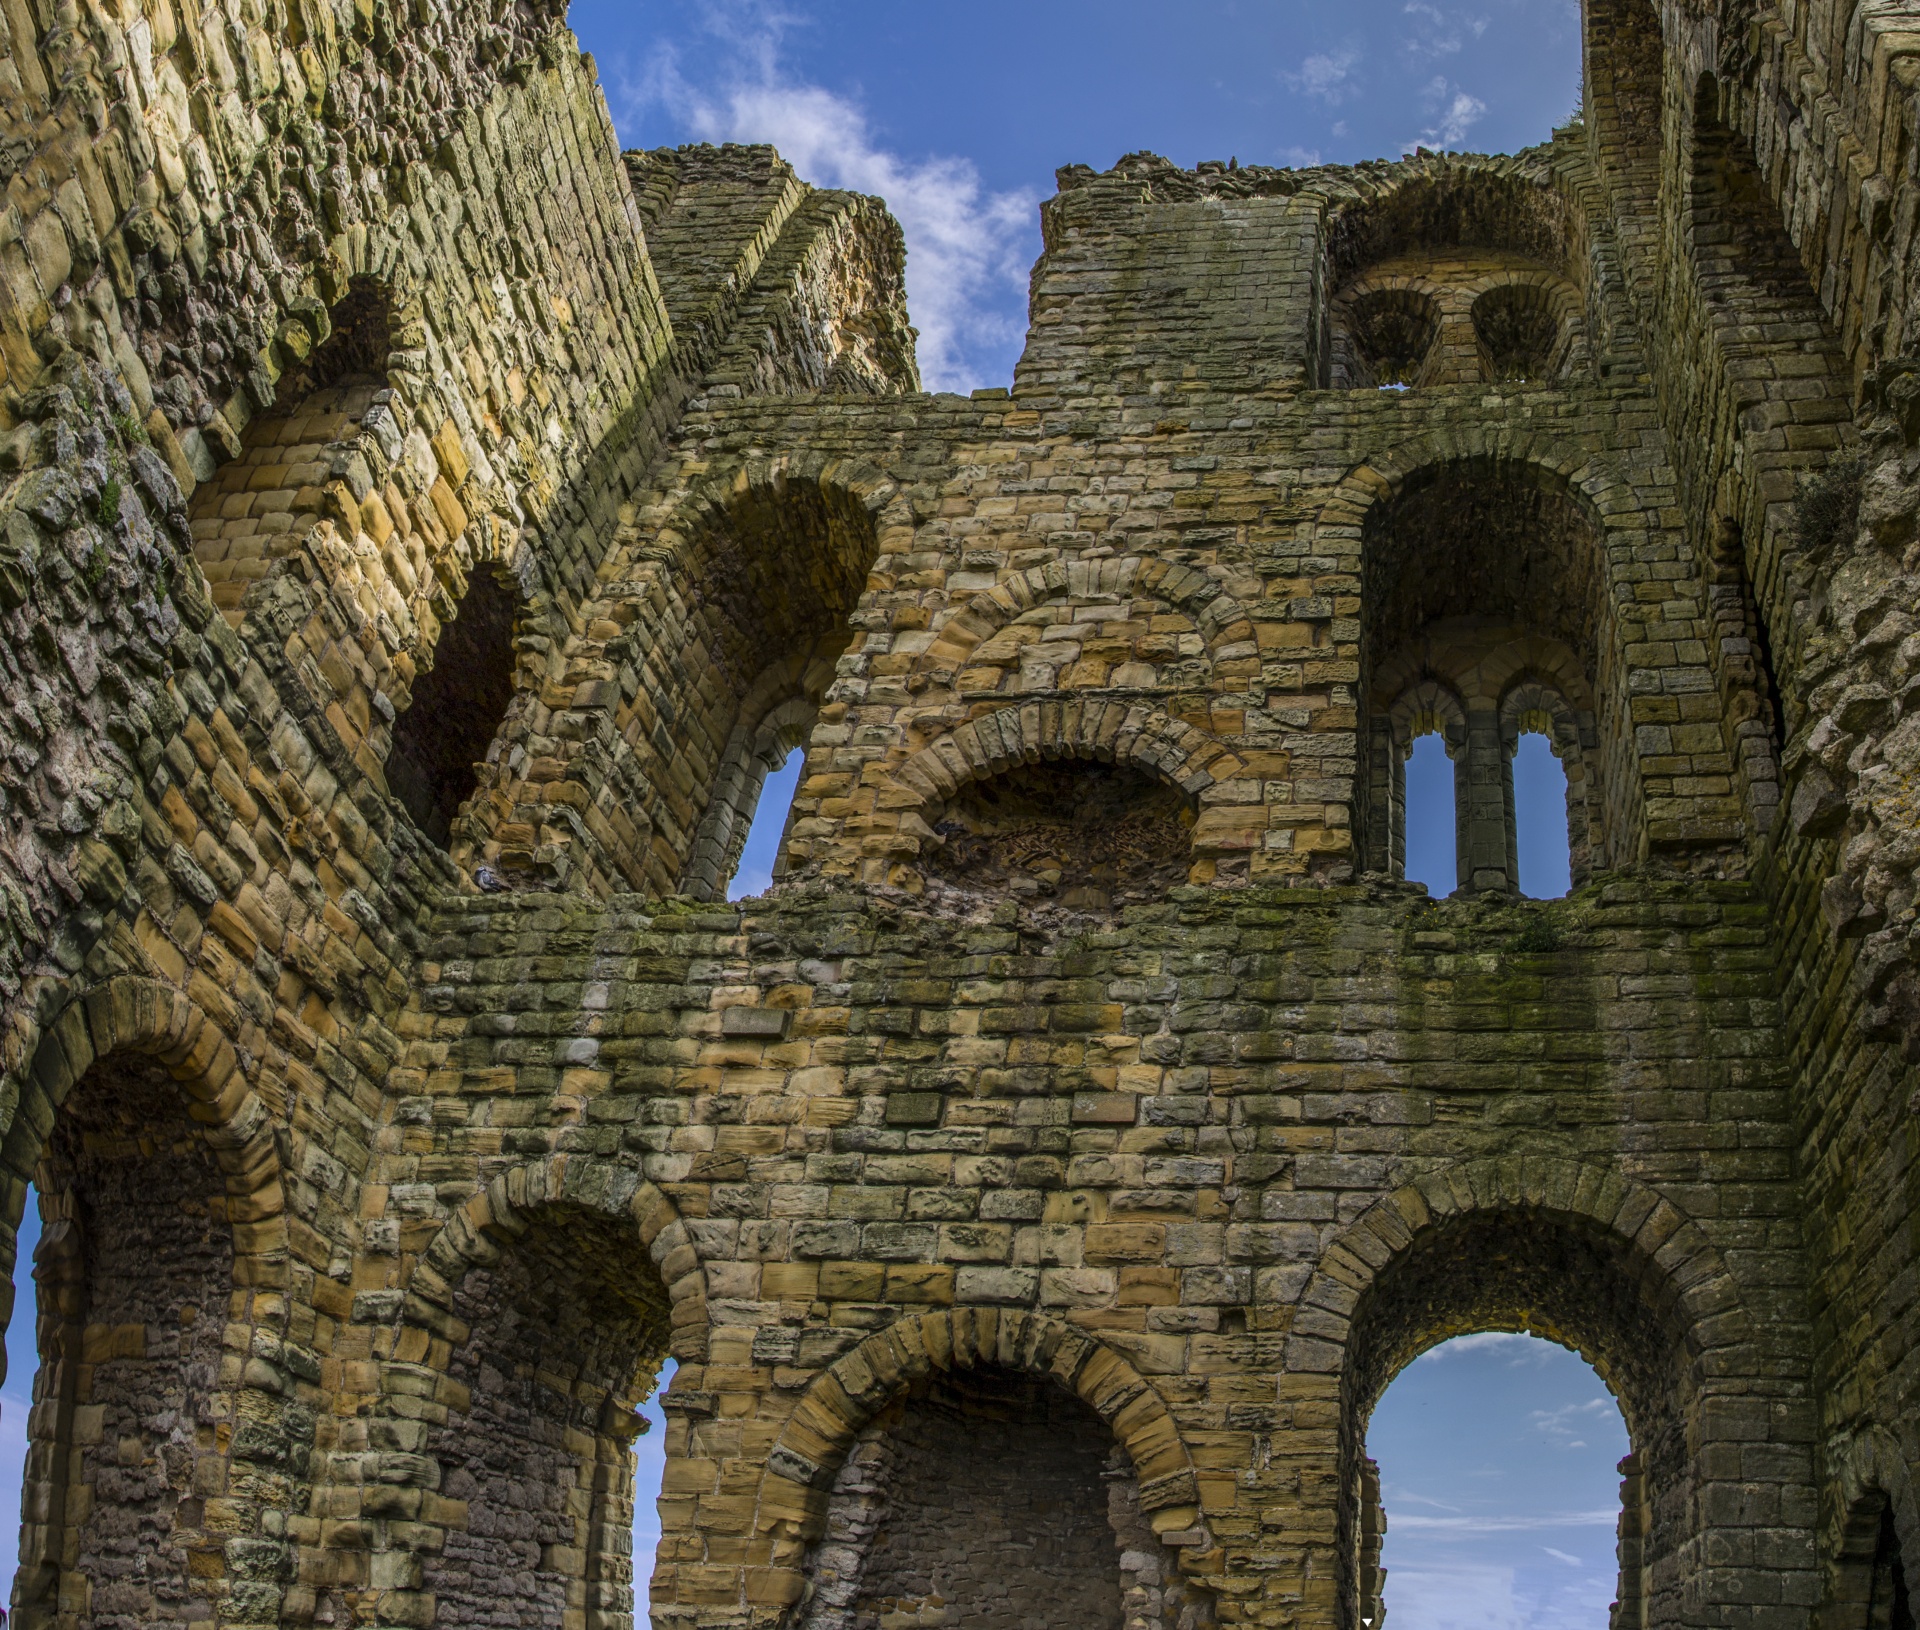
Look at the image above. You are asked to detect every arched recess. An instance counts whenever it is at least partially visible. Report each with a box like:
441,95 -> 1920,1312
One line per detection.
1372,676 -> 1469,887
1823,1427 -> 1920,1630
1286,1155 -> 1806,1630
0,975 -> 293,1630
1354,455 -> 1630,885
753,1309 -> 1212,1629
1682,70 -> 1853,633
489,456 -> 899,897
880,700 -> 1239,898
1315,162 -> 1591,388
363,1157 -> 706,1630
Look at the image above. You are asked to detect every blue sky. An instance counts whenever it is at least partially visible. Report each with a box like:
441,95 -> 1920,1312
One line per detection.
573,0 -> 1586,389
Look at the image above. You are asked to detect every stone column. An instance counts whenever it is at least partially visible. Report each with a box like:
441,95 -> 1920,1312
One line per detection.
1460,706 -> 1514,892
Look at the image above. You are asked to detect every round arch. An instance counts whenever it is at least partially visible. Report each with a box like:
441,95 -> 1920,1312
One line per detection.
882,699 -> 1238,820
2,973 -> 294,1630
751,1308 -> 1209,1608
397,1153 -> 707,1358
1286,1154 -> 1804,1629
1824,1426 -> 1920,1630
368,1155 -> 706,1630
914,555 -> 1260,690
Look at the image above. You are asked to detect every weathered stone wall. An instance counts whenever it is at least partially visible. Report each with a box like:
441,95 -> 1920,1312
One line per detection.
0,2 -> 1914,1629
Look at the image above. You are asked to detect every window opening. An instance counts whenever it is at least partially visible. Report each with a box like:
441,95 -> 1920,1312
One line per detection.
1513,732 -> 1573,898
388,570 -> 520,847
0,1183 -> 37,1596
726,750 -> 803,901
1872,1504 -> 1916,1630
1405,733 -> 1457,897
1366,1331 -> 1630,1630
631,1357 -> 677,1623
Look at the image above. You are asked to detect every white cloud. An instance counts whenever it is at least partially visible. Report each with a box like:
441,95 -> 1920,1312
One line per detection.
1280,145 -> 1324,168
1388,1508 -> 1621,1533
1406,75 -> 1489,150
1529,1396 -> 1620,1448
1541,1546 -> 1584,1565
1285,47 -> 1361,104
1414,1330 -> 1533,1361
622,6 -> 1037,393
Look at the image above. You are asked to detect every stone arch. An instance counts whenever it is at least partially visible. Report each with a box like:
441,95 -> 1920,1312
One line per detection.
375,1155 -> 706,1630
1369,675 -> 1469,885
1315,160 -> 1582,386
887,701 -> 1234,817
1,974 -> 292,1630
1288,1154 -> 1787,1630
1499,669 -> 1602,883
1821,1427 -> 1920,1630
915,556 -> 1259,691
753,1309 -> 1209,1618
1329,438 -> 1668,879
489,454 -> 900,896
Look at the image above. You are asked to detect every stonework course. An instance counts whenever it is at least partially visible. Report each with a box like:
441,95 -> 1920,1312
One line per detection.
0,1 -> 1914,1628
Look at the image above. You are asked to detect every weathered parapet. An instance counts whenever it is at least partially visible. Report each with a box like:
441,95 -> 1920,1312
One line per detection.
373,876 -> 1810,1628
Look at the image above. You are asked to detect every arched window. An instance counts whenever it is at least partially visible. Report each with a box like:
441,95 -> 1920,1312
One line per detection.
1404,733 -> 1459,897
417,1205 -> 673,1630
1512,733 -> 1573,898
726,748 -> 804,900
10,1057 -> 241,1630
1365,1332 -> 1631,1629
387,566 -> 523,849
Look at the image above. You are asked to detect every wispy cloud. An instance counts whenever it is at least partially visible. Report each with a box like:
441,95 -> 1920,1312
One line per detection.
1389,1508 -> 1620,1534
1541,1546 -> 1584,1565
1402,1 -> 1492,58
1414,1330 -> 1534,1361
1407,74 -> 1489,149
620,2 -> 1037,392
1284,47 -> 1361,104
1529,1396 -> 1618,1450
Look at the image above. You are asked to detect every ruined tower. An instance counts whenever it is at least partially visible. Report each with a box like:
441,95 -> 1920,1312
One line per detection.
0,1 -> 1912,1627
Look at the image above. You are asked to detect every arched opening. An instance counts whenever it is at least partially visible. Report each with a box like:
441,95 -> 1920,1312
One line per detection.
1832,1490 -> 1918,1630
1404,733 -> 1459,897
1361,461 -> 1612,890
1336,287 -> 1442,390
1869,1506 -> 1917,1630
925,757 -> 1198,911
726,748 -> 804,900
186,277 -> 396,626
1690,75 -> 1816,311
1512,732 -> 1574,898
9,1055 -> 241,1630
1365,1331 -> 1630,1629
1340,1206 -> 1698,1630
418,1205 -> 674,1630
0,1185 -> 39,1591
387,566 -> 523,849
1318,170 -> 1585,391
633,478 -> 875,898
797,1367 -> 1211,1630
1471,283 -> 1569,382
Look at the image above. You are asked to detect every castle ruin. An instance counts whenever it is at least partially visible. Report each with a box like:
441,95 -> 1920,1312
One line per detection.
0,1 -> 1911,1627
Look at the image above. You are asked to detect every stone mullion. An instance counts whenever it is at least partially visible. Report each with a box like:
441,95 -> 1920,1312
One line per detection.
1460,706 -> 1515,893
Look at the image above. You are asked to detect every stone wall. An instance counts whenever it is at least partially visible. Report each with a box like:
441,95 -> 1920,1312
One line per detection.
0,2 -> 1913,1629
